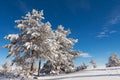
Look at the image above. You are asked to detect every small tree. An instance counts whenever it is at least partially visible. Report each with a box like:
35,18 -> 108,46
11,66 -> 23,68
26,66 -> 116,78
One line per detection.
14,57 -> 31,75
2,60 -> 12,74
81,62 -> 88,69
106,53 -> 120,67
90,59 -> 97,68
76,62 -> 88,71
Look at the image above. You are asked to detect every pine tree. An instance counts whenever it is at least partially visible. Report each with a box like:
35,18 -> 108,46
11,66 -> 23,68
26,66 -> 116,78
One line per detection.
90,59 -> 97,68
41,25 -> 80,75
76,62 -> 88,71
4,9 -> 58,76
4,9 -> 80,76
2,60 -> 12,74
106,53 -> 120,67
81,62 -> 88,69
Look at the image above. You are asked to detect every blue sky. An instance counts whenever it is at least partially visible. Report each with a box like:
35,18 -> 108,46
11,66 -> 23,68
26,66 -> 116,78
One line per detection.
0,0 -> 120,66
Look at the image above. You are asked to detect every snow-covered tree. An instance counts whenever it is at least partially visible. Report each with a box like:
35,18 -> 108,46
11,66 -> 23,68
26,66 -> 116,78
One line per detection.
4,9 -> 80,76
2,60 -> 12,74
14,57 -> 31,75
81,62 -> 88,69
90,59 -> 97,68
4,9 -> 58,76
106,53 -> 120,67
41,25 -> 80,75
76,62 -> 88,71
41,59 -> 76,75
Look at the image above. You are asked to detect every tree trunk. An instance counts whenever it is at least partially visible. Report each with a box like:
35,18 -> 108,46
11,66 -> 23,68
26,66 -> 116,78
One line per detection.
38,60 -> 41,76
30,50 -> 35,76
30,60 -> 34,75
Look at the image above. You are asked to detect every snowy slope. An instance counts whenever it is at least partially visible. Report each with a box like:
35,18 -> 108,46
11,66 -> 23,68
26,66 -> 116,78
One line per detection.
1,66 -> 120,80
37,66 -> 120,80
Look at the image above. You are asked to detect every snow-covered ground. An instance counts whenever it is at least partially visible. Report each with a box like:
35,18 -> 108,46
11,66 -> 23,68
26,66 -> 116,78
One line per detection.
37,66 -> 120,80
1,66 -> 120,80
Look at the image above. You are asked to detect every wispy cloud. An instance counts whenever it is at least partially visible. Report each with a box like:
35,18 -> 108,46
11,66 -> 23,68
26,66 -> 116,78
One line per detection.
17,0 -> 29,13
96,6 -> 120,38
104,5 -> 120,26
96,28 -> 117,38
80,53 -> 92,58
109,30 -> 117,34
105,16 -> 120,27
109,16 -> 120,25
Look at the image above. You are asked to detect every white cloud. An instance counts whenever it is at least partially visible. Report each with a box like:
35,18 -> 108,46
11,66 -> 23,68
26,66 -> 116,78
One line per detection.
96,28 -> 109,38
80,53 -> 92,58
96,28 -> 117,38
17,0 -> 29,12
96,5 -> 120,38
109,30 -> 117,34
109,16 -> 120,25
96,34 -> 108,38
104,16 -> 120,27
104,5 -> 120,26
100,32 -> 106,35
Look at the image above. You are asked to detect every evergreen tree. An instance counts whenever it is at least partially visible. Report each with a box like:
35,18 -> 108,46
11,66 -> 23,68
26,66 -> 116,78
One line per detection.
90,59 -> 97,68
2,60 -> 12,74
76,62 -> 88,71
41,25 -> 80,75
106,53 -> 120,67
4,9 -> 80,76
4,9 -> 58,76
